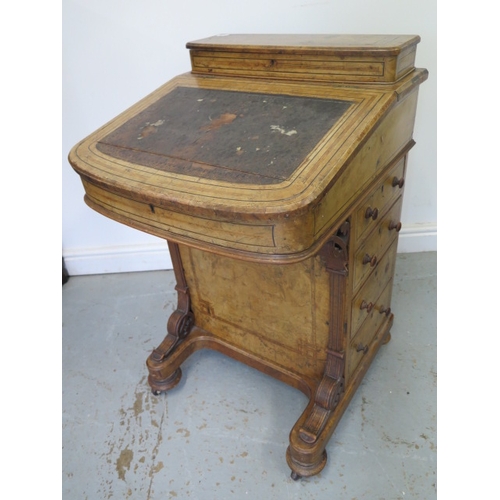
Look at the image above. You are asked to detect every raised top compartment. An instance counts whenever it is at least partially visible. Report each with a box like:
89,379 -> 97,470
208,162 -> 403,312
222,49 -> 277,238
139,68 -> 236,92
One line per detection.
187,34 -> 420,84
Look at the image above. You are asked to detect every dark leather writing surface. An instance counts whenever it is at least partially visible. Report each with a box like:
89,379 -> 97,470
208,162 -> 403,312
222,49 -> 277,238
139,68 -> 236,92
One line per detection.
97,87 -> 352,185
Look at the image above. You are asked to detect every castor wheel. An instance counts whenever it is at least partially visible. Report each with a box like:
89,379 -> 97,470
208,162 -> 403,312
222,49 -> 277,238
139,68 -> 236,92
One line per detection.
148,368 -> 183,395
290,471 -> 302,481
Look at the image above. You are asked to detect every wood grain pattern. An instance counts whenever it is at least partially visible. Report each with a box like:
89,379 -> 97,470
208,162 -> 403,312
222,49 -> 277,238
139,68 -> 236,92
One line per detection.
352,156 -> 406,242
187,34 -> 420,83
179,244 -> 331,380
346,277 -> 395,381
352,196 -> 403,292
68,34 -> 427,480
69,69 -> 425,260
186,34 -> 421,52
350,243 -> 397,338
147,241 -> 194,393
297,222 -> 349,446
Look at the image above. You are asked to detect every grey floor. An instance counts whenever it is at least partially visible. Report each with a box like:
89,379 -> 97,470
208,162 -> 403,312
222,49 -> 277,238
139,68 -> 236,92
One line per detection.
62,252 -> 436,500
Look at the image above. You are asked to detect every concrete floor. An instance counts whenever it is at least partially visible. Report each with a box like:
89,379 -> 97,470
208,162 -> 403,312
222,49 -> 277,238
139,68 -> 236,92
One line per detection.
62,252 -> 436,499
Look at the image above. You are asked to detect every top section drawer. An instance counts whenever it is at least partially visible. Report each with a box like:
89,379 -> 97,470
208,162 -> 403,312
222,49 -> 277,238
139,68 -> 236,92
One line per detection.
187,34 -> 421,84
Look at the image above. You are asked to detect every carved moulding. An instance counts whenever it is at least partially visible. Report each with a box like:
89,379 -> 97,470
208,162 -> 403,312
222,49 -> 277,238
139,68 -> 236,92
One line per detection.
287,221 -> 350,479
147,241 -> 195,394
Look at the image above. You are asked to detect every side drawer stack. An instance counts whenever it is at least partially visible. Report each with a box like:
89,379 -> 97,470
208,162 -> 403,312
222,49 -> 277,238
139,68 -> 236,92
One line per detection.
345,155 -> 406,381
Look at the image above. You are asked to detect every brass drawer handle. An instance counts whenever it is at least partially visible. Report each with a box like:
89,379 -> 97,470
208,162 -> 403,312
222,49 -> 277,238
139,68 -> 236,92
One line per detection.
360,300 -> 374,312
362,253 -> 377,267
388,220 -> 402,232
379,306 -> 391,317
356,343 -> 369,354
364,207 -> 379,220
392,176 -> 405,189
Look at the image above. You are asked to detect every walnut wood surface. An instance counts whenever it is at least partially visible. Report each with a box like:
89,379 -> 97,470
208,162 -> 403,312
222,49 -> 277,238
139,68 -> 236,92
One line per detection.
68,34 -> 427,480
187,34 -> 420,84
69,67 -> 426,260
186,34 -> 420,53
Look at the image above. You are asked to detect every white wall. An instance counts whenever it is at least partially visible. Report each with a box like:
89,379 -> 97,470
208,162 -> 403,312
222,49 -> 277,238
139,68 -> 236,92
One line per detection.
62,0 -> 436,275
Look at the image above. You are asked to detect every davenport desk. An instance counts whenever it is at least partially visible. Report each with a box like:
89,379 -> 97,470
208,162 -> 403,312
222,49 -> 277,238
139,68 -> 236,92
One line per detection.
69,34 -> 427,479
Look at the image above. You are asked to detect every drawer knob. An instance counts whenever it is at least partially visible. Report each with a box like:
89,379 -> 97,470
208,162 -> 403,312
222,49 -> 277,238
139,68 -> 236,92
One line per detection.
362,253 -> 377,267
365,207 -> 379,220
392,176 -> 405,189
356,343 -> 369,354
379,306 -> 392,317
389,220 -> 402,232
360,300 -> 374,312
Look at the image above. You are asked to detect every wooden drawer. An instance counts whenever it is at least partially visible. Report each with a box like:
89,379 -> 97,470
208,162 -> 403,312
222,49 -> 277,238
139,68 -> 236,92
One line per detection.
353,156 -> 406,244
346,279 -> 394,382
350,239 -> 397,338
352,196 -> 403,292
188,34 -> 420,84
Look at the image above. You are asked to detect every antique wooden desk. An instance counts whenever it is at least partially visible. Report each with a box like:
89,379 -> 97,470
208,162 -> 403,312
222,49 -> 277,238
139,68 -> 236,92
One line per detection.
69,34 -> 427,479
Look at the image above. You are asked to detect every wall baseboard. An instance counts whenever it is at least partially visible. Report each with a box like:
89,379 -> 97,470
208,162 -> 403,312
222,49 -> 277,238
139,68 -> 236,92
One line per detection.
64,224 -> 436,276
397,223 -> 437,254
63,243 -> 172,276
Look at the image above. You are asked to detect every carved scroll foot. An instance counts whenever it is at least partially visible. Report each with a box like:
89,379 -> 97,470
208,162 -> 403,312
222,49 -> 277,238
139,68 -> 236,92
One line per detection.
146,310 -> 193,394
298,375 -> 344,444
383,331 -> 392,344
285,377 -> 343,478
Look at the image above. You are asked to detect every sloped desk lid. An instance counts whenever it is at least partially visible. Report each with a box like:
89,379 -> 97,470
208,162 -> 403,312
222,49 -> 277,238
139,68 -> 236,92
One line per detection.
69,36 -> 427,261
70,73 -> 398,218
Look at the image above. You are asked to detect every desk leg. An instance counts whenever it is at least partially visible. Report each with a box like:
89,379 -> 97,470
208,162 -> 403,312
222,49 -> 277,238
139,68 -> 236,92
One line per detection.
147,241 -> 194,394
287,222 -> 349,479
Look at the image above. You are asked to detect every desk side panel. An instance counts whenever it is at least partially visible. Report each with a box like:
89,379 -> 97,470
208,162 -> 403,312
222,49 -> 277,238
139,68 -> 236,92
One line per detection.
313,89 -> 419,241
180,245 -> 331,381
